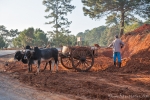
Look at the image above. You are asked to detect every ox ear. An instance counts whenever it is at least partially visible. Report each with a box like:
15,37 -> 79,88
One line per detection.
20,51 -> 24,54
21,49 -> 25,52
30,50 -> 34,53
15,50 -> 20,53
15,51 -> 22,54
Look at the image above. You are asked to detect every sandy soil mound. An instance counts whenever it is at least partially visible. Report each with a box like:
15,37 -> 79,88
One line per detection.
121,24 -> 150,58
91,48 -> 113,71
120,47 -> 150,74
105,24 -> 150,74
105,47 -> 150,73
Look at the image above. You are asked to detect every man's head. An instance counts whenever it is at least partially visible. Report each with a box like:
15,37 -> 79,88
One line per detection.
115,35 -> 119,38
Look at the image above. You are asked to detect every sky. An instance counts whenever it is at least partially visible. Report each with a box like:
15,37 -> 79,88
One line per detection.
0,0 -> 106,35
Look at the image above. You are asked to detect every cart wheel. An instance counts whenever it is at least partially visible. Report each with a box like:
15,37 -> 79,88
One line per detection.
60,56 -> 73,69
71,47 -> 94,72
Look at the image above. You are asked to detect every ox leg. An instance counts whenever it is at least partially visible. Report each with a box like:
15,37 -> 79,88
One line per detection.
37,60 -> 41,74
30,64 -> 32,72
43,62 -> 48,71
28,63 -> 30,72
49,61 -> 51,71
51,60 -> 55,72
56,61 -> 58,72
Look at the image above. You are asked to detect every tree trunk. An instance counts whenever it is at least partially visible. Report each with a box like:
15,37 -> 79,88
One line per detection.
120,11 -> 125,37
56,0 -> 59,47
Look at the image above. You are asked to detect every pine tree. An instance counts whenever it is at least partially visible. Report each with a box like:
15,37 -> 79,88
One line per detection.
43,0 -> 75,46
82,0 -> 150,36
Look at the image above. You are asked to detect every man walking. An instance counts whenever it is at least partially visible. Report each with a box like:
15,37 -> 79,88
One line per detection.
108,35 -> 124,68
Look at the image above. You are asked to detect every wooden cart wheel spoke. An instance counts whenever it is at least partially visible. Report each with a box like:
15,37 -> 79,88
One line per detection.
82,63 -> 89,70
72,58 -> 80,65
79,63 -> 84,70
79,62 -> 82,67
85,59 -> 92,63
79,62 -> 90,71
74,60 -> 81,67
65,60 -> 71,66
85,61 -> 92,67
63,58 -> 69,63
72,58 -> 78,62
60,57 -> 73,69
71,47 -> 94,72
66,60 -> 71,66
84,61 -> 91,66
74,62 -> 82,70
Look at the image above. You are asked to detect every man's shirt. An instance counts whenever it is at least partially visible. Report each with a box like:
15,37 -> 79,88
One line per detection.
108,38 -> 124,52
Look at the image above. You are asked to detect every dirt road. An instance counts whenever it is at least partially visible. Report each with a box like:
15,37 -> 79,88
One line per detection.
0,72 -> 79,100
0,54 -> 85,100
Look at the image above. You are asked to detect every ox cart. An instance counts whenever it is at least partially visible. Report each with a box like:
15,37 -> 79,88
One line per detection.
59,46 -> 98,72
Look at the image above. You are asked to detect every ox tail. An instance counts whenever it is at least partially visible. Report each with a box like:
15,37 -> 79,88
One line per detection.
55,57 -> 59,72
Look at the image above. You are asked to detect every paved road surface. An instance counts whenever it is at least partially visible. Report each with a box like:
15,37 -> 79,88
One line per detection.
0,48 -> 61,56
0,50 -> 17,56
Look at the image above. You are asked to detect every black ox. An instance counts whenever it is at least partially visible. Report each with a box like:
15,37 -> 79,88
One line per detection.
14,50 -> 49,72
24,46 -> 59,73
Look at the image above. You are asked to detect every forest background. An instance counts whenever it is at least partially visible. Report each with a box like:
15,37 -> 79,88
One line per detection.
0,0 -> 150,48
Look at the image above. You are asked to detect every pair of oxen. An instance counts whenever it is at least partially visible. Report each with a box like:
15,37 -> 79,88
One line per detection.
14,46 -> 59,73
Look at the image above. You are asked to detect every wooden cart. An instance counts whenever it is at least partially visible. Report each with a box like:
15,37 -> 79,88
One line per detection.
59,46 -> 98,72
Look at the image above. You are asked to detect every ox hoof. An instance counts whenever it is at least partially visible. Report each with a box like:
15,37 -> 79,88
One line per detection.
28,71 -> 32,73
34,71 -> 40,75
41,70 -> 44,72
52,71 -> 56,73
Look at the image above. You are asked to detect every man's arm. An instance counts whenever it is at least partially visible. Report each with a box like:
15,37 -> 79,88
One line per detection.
108,42 -> 113,48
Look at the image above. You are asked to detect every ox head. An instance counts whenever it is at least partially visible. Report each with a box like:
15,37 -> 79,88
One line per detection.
14,51 -> 23,61
14,51 -> 28,64
24,45 -> 31,59
24,45 -> 35,60
25,45 -> 31,49
24,50 -> 31,60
